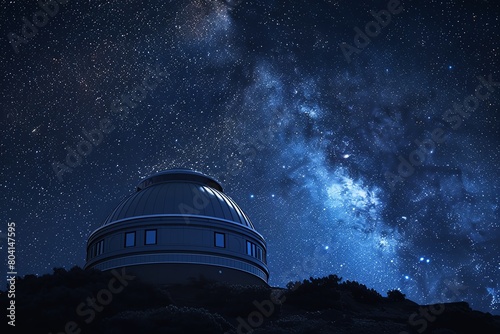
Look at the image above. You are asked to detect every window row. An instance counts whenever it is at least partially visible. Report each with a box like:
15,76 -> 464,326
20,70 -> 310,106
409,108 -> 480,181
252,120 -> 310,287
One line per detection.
89,231 -> 264,263
246,241 -> 264,261
125,229 -> 157,247
89,239 -> 104,259
89,230 -> 157,259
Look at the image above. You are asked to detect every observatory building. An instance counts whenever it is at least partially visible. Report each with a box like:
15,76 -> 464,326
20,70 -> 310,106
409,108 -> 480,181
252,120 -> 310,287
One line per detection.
84,169 -> 269,286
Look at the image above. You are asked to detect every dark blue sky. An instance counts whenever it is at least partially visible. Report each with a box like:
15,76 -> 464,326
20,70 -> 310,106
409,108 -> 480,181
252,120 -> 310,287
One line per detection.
1,0 -> 499,314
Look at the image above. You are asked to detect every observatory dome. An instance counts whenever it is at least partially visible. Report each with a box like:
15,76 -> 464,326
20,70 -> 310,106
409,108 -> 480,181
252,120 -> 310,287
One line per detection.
84,168 -> 269,286
103,169 -> 255,229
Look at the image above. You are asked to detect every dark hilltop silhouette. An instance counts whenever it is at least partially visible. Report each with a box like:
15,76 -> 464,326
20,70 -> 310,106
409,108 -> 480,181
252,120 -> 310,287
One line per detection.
1,266 -> 499,334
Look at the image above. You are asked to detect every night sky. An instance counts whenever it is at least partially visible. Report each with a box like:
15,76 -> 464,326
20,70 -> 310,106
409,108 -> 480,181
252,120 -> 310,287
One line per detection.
1,0 -> 499,315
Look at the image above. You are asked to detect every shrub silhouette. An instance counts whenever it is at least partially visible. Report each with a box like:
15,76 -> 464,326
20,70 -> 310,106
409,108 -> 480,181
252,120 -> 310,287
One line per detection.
285,275 -> 342,310
285,275 -> 383,308
340,280 -> 382,304
387,289 -> 406,301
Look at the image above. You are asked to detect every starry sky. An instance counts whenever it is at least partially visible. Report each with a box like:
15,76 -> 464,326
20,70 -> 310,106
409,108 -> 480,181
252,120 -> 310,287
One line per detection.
1,0 -> 499,315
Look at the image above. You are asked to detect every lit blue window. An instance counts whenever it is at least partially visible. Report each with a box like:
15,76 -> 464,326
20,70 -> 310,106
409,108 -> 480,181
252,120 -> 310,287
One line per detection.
246,241 -> 257,257
215,232 -> 225,248
125,232 -> 135,247
145,230 -> 157,245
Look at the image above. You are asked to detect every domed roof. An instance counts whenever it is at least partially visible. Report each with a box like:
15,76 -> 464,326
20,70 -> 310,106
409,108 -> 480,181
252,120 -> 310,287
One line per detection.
103,169 -> 255,229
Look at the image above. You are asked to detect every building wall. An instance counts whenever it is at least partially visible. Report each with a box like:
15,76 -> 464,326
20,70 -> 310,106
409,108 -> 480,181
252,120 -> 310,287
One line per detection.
85,215 -> 268,285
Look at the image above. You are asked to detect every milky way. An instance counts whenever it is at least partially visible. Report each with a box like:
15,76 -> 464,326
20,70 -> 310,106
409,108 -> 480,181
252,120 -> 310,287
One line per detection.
1,0 -> 499,314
